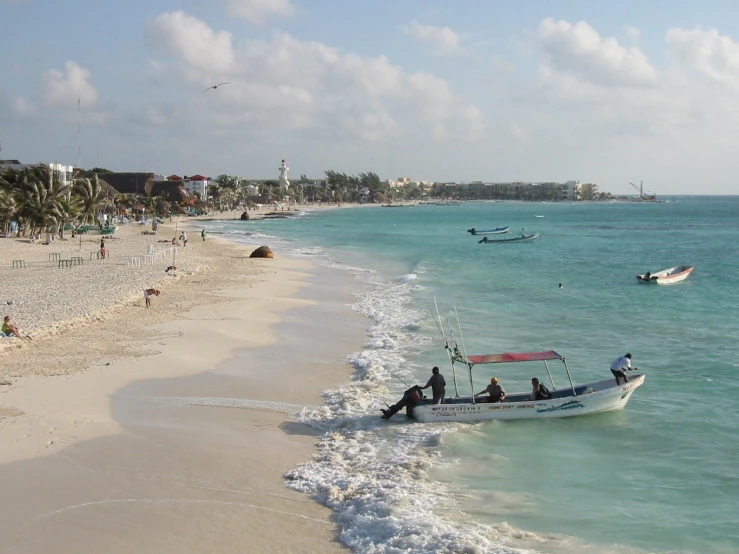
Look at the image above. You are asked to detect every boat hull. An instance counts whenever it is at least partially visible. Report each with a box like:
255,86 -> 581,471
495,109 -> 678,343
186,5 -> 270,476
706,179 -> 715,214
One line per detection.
479,233 -> 539,244
468,226 -> 510,235
637,265 -> 694,285
411,375 -> 645,423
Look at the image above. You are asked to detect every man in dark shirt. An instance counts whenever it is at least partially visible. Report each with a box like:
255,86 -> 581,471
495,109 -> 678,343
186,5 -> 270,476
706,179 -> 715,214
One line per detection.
421,366 -> 446,404
381,385 -> 424,420
531,377 -> 552,400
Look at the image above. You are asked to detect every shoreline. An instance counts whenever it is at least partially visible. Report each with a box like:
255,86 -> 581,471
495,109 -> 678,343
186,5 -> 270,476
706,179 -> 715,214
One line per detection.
0,212 -> 369,552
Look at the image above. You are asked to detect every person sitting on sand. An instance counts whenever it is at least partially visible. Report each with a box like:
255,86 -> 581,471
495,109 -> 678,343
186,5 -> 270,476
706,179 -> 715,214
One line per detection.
475,377 -> 506,403
171,237 -> 180,246
165,266 -> 177,273
2,315 -> 24,338
144,289 -> 160,308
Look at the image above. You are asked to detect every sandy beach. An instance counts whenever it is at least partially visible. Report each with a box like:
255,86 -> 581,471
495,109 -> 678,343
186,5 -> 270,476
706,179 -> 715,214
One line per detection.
0,206 -> 363,553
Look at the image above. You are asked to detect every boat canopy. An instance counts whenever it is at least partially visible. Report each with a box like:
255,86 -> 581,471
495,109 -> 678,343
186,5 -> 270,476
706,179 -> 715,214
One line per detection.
466,350 -> 563,365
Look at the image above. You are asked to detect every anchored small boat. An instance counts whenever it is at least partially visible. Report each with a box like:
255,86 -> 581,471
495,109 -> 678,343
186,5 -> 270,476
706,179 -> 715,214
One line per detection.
637,265 -> 694,285
478,233 -> 539,244
467,226 -> 510,235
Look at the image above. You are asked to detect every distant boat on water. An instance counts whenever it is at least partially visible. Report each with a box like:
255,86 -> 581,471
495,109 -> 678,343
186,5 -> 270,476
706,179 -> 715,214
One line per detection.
478,233 -> 539,244
467,226 -> 510,235
637,265 -> 694,285
534,215 -> 544,218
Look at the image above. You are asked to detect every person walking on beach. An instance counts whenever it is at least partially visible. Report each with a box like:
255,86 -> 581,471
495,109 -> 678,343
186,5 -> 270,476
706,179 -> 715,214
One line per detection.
179,231 -> 187,247
610,353 -> 638,385
421,366 -> 446,404
144,289 -> 160,308
475,377 -> 505,403
201,229 -> 207,241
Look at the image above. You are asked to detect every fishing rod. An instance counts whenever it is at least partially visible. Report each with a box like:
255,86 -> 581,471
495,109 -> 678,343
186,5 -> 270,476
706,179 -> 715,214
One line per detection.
432,298 -> 460,397
390,371 -> 413,389
454,305 -> 476,403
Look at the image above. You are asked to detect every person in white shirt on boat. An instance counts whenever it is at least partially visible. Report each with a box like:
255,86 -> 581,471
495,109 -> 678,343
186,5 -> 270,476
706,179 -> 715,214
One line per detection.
475,377 -> 505,403
610,353 -> 638,385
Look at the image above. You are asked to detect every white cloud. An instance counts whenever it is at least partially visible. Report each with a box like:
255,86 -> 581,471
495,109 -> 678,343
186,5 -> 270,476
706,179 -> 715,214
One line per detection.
625,26 -> 640,43
221,0 -> 296,24
11,96 -> 36,116
42,61 -> 98,109
523,18 -> 739,193
403,20 -> 464,56
536,18 -> 658,87
510,123 -> 530,142
147,14 -> 483,142
666,27 -> 739,89
146,11 -> 236,74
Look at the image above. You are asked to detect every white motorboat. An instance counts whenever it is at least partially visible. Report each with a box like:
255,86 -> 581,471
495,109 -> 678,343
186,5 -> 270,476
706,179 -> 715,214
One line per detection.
410,350 -> 645,423
637,265 -> 694,285
383,303 -> 645,424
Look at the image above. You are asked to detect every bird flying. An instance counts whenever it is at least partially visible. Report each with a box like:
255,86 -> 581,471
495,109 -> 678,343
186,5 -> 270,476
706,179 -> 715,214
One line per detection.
202,82 -> 230,93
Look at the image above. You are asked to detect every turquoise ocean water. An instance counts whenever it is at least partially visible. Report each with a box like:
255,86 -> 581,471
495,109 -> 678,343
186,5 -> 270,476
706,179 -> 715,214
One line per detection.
204,197 -> 739,554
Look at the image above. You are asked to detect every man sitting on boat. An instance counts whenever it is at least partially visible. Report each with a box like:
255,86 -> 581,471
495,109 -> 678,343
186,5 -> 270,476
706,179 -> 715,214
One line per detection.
475,377 -> 506,403
610,353 -> 638,385
381,385 -> 425,420
421,366 -> 446,404
531,378 -> 552,400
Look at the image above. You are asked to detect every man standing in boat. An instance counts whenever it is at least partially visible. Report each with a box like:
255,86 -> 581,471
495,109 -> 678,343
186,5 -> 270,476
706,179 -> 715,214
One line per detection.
610,353 -> 638,385
421,366 -> 446,404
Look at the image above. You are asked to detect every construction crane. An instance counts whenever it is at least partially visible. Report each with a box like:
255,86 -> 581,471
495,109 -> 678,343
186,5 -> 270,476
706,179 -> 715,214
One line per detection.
629,181 -> 656,201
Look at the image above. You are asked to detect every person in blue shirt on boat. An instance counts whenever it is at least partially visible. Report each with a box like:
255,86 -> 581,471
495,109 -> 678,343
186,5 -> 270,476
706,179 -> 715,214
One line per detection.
531,378 -> 552,400
610,353 -> 638,385
475,377 -> 505,403
421,366 -> 446,404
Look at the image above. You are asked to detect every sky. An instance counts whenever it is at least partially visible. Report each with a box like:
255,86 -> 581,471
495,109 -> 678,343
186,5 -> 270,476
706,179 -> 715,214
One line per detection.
2,0 -> 739,194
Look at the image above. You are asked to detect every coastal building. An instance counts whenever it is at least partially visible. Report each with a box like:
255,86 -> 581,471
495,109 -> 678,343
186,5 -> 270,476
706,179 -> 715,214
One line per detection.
184,175 -> 209,198
0,161 -> 76,186
427,179 -> 597,200
563,180 -> 581,200
97,172 -> 155,196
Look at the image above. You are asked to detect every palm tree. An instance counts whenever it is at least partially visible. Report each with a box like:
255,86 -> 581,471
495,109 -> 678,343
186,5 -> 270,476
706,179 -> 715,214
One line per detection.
0,181 -> 18,238
15,165 -> 70,236
74,174 -> 109,227
52,195 -> 82,238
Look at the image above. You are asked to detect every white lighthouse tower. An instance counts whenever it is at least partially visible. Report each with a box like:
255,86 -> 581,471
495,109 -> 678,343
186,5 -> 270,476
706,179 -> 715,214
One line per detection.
278,159 -> 290,190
